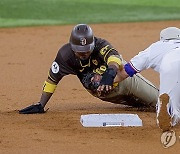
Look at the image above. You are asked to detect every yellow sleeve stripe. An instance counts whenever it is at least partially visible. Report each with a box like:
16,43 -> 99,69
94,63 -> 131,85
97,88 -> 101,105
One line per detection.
42,81 -> 57,93
107,56 -> 122,66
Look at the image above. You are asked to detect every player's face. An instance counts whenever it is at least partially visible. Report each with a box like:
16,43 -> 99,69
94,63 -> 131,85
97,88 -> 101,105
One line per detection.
74,51 -> 91,60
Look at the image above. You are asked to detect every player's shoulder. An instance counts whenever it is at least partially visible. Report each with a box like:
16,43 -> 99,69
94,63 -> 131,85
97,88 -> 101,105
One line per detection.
94,37 -> 115,53
56,43 -> 74,61
94,37 -> 111,47
140,41 -> 161,53
148,41 -> 167,52
151,40 -> 163,46
58,43 -> 72,55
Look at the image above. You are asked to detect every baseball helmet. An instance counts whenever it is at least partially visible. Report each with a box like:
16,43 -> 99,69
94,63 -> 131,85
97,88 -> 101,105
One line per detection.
160,27 -> 180,40
69,24 -> 95,52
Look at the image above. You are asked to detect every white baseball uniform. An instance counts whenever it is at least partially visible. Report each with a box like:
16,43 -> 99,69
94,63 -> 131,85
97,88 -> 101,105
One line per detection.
126,39 -> 180,126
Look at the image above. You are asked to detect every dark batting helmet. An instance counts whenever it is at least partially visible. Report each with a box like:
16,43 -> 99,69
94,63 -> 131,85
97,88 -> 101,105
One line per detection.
69,24 -> 95,53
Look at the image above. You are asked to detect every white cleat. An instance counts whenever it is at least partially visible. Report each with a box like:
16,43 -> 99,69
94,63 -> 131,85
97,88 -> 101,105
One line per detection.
157,93 -> 172,132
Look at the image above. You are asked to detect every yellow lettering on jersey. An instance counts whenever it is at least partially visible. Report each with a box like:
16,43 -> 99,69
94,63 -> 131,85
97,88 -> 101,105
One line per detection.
95,68 -> 102,74
100,65 -> 106,72
94,65 -> 107,75
100,45 -> 109,55
104,48 -> 115,62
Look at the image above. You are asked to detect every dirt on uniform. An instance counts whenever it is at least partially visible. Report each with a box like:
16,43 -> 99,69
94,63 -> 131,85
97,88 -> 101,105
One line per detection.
0,21 -> 180,154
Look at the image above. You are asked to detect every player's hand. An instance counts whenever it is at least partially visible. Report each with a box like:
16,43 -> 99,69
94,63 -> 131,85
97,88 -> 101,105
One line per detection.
19,103 -> 46,114
97,85 -> 112,92
97,67 -> 116,94
97,85 -> 112,97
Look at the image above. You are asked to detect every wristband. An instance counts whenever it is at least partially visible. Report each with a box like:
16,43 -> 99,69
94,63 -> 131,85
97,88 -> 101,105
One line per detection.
42,81 -> 57,93
100,67 -> 117,86
124,63 -> 137,77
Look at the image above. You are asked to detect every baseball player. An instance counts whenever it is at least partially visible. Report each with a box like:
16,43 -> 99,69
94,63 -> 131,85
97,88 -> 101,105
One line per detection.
19,24 -> 158,114
114,27 -> 180,132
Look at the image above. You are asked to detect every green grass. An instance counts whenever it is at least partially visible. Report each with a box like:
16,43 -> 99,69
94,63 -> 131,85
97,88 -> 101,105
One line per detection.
0,0 -> 180,27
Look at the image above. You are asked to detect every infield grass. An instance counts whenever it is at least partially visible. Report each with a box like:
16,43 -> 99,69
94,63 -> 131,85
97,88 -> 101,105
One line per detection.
0,0 -> 180,27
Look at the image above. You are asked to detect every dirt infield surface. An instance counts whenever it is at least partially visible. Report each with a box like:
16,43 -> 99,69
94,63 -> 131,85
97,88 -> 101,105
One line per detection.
0,21 -> 180,154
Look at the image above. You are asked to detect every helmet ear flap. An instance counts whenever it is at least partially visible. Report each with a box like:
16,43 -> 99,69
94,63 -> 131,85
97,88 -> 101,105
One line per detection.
69,24 -> 95,52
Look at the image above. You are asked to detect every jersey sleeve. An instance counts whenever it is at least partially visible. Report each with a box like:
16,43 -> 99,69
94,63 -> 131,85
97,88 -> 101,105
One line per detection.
124,48 -> 151,77
48,45 -> 77,83
129,48 -> 150,72
95,38 -> 122,63
48,53 -> 66,83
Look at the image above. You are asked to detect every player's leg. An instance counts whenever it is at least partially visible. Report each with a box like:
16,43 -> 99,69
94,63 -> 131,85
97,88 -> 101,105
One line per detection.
121,58 -> 159,107
102,73 -> 159,108
123,73 -> 159,107
157,93 -> 171,131
170,81 -> 180,126
157,49 -> 180,131
100,57 -> 159,107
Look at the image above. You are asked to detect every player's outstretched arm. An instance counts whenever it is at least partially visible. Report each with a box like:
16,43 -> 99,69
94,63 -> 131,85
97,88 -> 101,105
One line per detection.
19,78 -> 57,114
114,67 -> 129,83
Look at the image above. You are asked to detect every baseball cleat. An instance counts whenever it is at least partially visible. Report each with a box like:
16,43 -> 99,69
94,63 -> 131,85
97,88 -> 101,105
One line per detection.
157,93 -> 171,132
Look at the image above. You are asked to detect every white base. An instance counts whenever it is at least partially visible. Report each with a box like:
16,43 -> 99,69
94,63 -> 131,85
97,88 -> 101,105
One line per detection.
80,114 -> 142,127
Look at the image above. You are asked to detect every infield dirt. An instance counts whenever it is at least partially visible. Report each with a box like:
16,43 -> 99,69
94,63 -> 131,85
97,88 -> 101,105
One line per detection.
0,21 -> 180,154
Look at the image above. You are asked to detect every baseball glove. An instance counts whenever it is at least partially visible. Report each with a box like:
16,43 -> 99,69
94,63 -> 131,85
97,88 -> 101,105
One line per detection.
19,103 -> 45,114
81,72 -> 102,91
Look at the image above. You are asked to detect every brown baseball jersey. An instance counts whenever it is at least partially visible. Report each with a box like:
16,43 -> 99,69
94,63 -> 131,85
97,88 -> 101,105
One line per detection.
48,37 -> 120,85
48,37 -> 159,108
